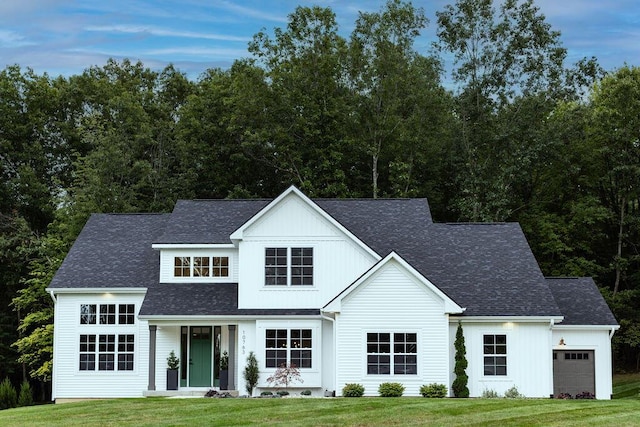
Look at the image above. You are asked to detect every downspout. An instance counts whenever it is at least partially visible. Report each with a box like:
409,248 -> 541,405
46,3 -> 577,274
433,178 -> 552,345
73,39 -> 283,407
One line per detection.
321,312 -> 336,396
48,290 -> 56,303
609,327 -> 617,340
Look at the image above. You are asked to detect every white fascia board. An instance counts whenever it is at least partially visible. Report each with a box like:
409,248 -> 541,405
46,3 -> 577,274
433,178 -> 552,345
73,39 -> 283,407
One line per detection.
553,324 -> 620,331
449,315 -> 565,323
151,243 -> 236,249
46,287 -> 147,294
139,314 -> 323,322
229,185 -> 380,260
324,252 -> 464,314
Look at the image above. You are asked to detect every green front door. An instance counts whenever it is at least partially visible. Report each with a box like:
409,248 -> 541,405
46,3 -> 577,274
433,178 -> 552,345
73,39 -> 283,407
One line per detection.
189,327 -> 212,387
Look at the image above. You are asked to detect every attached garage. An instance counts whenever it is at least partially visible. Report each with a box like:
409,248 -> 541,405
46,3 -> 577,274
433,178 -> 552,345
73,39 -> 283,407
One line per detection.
553,350 -> 595,397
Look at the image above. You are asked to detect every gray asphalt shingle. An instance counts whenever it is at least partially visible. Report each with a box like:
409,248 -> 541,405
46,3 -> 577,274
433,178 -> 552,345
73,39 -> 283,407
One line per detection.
547,277 -> 618,325
49,194 -> 615,324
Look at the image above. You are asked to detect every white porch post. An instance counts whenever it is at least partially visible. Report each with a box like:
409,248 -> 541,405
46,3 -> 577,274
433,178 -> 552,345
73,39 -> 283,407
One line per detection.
148,325 -> 157,391
228,325 -> 236,390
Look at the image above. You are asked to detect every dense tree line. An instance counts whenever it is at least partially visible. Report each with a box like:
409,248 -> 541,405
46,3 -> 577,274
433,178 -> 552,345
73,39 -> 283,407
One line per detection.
1,0 -> 638,399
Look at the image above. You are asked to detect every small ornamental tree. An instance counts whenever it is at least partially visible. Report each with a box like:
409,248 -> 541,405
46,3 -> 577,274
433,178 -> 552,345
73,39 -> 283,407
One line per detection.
266,363 -> 303,391
243,351 -> 260,396
452,322 -> 469,398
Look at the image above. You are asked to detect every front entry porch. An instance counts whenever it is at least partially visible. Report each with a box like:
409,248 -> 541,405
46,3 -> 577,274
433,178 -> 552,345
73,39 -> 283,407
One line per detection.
147,324 -> 237,392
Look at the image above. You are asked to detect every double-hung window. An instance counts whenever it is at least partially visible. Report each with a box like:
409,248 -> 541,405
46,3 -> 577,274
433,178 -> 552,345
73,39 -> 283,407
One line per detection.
367,332 -> 417,375
265,328 -> 312,368
483,334 -> 507,376
265,247 -> 313,286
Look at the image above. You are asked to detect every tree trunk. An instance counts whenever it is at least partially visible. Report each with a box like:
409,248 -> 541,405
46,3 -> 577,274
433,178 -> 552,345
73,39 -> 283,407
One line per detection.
613,195 -> 626,295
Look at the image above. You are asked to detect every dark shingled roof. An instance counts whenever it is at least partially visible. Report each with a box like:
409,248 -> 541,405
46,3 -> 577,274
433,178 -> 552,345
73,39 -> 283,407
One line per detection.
139,283 -> 319,316
547,278 -> 618,325
49,213 -> 169,289
155,199 -> 270,244
50,194 -> 613,321
397,223 -> 562,317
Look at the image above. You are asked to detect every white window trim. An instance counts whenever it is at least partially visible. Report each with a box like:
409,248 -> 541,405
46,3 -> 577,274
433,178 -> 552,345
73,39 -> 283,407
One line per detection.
482,333 -> 509,378
364,330 -> 419,377
264,246 -> 315,287
173,255 -> 231,280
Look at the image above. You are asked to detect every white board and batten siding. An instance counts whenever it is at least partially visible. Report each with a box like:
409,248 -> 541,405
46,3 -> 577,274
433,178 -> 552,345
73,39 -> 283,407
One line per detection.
335,261 -> 450,397
237,193 -> 377,309
552,328 -> 614,399
450,322 -> 554,398
158,248 -> 238,283
52,292 -> 149,399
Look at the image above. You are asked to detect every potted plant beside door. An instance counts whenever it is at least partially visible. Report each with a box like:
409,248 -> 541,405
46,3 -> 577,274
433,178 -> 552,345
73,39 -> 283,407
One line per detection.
219,351 -> 229,390
167,350 -> 180,390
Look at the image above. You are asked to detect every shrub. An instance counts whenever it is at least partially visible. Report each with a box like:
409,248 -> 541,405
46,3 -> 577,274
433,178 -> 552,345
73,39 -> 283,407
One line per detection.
0,378 -> 17,410
301,389 -> 312,396
452,322 -> 469,398
378,382 -> 405,397
18,381 -> 33,407
243,351 -> 260,396
481,388 -> 499,398
504,386 -> 524,399
420,383 -> 447,398
266,363 -> 303,389
575,391 -> 595,399
342,383 -> 365,397
555,393 -> 572,399
276,390 -> 290,396
260,391 -> 273,396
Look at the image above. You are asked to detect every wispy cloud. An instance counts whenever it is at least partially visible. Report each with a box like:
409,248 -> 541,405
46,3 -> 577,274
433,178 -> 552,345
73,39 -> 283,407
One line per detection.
0,30 -> 35,47
85,25 -> 251,42
216,1 -> 287,23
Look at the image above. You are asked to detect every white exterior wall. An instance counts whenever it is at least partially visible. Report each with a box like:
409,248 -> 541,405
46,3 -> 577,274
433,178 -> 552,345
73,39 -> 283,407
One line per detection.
254,319 -> 323,389
159,248 -> 238,283
450,321 -> 553,398
52,292 -> 148,399
552,327 -> 614,399
335,261 -> 450,397
236,320 -> 257,396
238,194 -> 377,309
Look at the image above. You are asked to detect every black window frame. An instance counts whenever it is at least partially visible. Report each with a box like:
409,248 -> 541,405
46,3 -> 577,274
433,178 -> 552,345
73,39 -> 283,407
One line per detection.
265,247 -> 314,286
483,334 -> 507,376
367,332 -> 417,375
265,328 -> 312,369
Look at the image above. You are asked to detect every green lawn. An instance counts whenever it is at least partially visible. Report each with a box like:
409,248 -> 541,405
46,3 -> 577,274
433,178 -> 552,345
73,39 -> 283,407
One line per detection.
0,396 -> 638,427
0,375 -> 638,427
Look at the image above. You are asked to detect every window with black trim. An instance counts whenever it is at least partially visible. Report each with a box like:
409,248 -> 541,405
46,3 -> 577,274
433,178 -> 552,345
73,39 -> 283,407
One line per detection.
118,304 -> 135,324
99,304 -> 116,324
80,304 -> 135,325
483,334 -> 507,376
118,334 -> 134,370
98,334 -> 115,370
265,248 -> 288,285
265,247 -> 313,286
78,334 -> 135,371
79,335 -> 96,370
81,304 -> 96,324
367,332 -> 417,375
265,328 -> 312,368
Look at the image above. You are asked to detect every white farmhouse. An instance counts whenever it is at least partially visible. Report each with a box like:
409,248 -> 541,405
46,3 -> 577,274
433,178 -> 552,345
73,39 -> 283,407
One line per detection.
48,186 -> 619,402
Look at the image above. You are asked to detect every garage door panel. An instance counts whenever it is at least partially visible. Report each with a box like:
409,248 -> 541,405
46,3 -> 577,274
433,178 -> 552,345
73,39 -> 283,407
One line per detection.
553,350 -> 595,397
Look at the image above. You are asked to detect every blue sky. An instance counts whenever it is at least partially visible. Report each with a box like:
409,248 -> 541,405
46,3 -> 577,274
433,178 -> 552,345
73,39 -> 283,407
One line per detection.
1,0 -> 638,80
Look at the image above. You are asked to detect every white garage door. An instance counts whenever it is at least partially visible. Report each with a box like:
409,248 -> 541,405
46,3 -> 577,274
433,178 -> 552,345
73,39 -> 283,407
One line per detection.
553,350 -> 595,397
